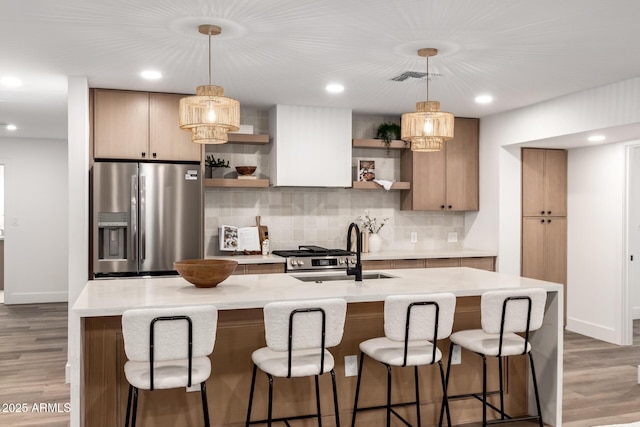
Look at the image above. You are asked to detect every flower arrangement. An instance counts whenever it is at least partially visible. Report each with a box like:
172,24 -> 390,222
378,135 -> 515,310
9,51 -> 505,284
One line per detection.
358,210 -> 389,234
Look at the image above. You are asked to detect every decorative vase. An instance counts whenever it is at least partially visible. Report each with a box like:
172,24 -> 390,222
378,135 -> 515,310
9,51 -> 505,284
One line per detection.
368,233 -> 382,253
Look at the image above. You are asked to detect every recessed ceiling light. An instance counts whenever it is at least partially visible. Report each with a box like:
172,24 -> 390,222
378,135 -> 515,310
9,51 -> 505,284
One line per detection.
326,83 -> 344,94
475,95 -> 493,104
140,70 -> 162,80
588,135 -> 606,142
6,124 -> 17,131
1,76 -> 22,87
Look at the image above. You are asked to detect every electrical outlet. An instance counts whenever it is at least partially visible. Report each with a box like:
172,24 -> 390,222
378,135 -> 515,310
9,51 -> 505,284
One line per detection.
447,231 -> 458,243
186,384 -> 200,392
345,355 -> 358,377
410,232 -> 418,243
450,344 -> 462,365
11,216 -> 18,226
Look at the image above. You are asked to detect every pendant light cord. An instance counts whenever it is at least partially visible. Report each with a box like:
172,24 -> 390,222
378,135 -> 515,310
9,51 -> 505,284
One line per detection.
425,54 -> 430,102
208,31 -> 212,86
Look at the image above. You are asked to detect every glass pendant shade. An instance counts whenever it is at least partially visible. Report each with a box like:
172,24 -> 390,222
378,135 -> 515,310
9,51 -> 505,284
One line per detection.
180,85 -> 240,144
401,101 -> 454,151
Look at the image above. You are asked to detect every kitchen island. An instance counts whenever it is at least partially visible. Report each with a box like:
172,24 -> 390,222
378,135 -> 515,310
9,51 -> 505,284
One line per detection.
72,267 -> 562,427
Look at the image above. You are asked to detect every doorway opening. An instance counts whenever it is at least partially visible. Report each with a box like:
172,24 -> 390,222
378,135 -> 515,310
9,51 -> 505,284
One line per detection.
0,163 -> 4,304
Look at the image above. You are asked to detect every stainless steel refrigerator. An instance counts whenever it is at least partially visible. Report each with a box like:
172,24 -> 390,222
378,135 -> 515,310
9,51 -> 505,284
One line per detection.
92,161 -> 202,278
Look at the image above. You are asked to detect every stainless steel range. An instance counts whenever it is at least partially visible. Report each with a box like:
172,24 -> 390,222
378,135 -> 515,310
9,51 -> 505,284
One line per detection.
272,245 -> 357,272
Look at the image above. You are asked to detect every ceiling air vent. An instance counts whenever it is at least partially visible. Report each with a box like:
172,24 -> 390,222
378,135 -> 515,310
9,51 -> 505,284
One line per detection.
390,71 -> 442,82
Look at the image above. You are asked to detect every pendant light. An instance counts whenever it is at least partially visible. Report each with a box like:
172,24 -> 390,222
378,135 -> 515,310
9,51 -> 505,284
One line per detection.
401,48 -> 454,151
179,25 -> 240,144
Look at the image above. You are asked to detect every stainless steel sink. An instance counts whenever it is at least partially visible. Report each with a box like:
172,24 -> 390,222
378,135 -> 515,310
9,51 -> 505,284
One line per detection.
292,272 -> 396,282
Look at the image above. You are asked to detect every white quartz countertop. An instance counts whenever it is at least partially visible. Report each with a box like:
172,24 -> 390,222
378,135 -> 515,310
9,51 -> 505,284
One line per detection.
205,248 -> 497,264
73,267 -> 560,317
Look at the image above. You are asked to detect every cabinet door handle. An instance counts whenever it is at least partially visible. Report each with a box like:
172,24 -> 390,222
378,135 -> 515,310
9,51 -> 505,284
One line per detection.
540,219 -> 545,223
141,152 -> 146,158
448,205 -> 452,209
152,152 -> 157,159
540,210 -> 545,215
440,205 -> 445,209
547,211 -> 551,215
547,219 -> 551,223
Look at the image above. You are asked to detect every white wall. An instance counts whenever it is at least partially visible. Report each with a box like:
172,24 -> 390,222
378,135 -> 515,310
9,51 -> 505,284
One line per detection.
567,143 -> 626,343
0,138 -> 68,303
66,76 -> 89,427
466,75 -> 640,345
0,164 -> 4,232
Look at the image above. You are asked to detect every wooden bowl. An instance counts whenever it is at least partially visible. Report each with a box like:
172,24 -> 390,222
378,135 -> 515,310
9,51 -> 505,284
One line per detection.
235,166 -> 257,176
174,259 -> 238,288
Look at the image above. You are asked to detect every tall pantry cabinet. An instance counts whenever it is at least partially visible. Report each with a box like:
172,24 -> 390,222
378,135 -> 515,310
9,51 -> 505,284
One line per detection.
521,148 -> 567,316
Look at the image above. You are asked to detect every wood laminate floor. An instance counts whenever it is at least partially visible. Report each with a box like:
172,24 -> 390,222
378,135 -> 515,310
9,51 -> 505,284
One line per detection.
0,302 -> 638,427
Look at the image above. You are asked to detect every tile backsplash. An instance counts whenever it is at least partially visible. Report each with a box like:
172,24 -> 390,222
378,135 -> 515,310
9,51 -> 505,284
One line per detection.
204,187 -> 464,256
204,107 -> 464,256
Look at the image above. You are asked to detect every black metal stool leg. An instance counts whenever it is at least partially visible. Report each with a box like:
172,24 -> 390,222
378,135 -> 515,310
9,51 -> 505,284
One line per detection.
528,353 -> 544,427
386,364 -> 392,427
498,356 -> 505,420
246,363 -> 258,427
414,365 -> 421,427
267,374 -> 274,427
315,375 -> 323,427
438,342 -> 454,427
438,360 -> 451,427
482,355 -> 487,427
351,351 -> 365,427
331,369 -> 341,427
131,387 -> 139,427
125,384 -> 133,427
201,382 -> 211,427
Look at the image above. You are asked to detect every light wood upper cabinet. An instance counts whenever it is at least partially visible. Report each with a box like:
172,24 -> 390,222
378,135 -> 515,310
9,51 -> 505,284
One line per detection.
149,93 -> 201,161
400,117 -> 479,211
522,148 -> 567,217
93,89 -> 149,159
93,89 -> 201,162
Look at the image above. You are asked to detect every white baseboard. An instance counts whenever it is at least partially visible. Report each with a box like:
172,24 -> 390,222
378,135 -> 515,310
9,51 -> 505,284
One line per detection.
566,317 -> 620,345
4,291 -> 68,305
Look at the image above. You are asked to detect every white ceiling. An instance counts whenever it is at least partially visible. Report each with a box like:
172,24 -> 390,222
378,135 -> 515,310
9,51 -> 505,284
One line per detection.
2,0 -> 640,142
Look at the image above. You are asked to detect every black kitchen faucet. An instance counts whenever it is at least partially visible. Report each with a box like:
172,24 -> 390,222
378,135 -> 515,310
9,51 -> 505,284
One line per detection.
346,222 -> 363,281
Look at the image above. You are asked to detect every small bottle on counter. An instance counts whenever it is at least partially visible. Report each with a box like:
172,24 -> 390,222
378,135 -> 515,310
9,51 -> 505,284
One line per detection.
261,238 -> 270,255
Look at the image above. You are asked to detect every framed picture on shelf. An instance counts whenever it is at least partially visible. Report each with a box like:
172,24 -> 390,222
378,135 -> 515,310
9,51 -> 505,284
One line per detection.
357,159 -> 376,182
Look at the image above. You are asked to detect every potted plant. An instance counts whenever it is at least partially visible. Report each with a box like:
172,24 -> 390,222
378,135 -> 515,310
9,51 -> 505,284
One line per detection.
375,122 -> 402,153
205,155 -> 230,178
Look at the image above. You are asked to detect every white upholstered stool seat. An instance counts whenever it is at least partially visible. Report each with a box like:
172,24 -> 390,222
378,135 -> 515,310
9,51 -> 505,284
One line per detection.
252,347 -> 335,378
246,298 -> 347,427
439,288 -> 546,427
449,330 -> 531,357
352,293 -> 456,427
124,357 -> 212,390
359,337 -> 442,366
121,305 -> 218,427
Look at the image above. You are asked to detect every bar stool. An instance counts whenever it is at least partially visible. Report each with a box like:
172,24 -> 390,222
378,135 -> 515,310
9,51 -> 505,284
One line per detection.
440,288 -> 546,427
245,298 -> 347,427
351,293 -> 457,427
121,305 -> 218,427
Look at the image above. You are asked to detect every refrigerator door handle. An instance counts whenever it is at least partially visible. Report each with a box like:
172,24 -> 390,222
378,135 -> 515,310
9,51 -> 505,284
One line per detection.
130,174 -> 137,262
140,174 -> 146,261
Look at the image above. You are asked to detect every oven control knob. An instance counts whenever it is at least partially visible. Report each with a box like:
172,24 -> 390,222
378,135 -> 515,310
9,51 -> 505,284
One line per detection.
338,258 -> 345,265
348,259 -> 356,265
290,260 -> 298,267
297,260 -> 305,266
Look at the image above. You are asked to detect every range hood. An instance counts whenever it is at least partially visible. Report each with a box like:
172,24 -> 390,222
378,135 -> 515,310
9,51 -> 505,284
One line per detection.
269,104 -> 352,187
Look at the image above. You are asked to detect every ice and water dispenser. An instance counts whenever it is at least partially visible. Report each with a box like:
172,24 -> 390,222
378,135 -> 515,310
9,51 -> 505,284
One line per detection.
97,212 -> 129,260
